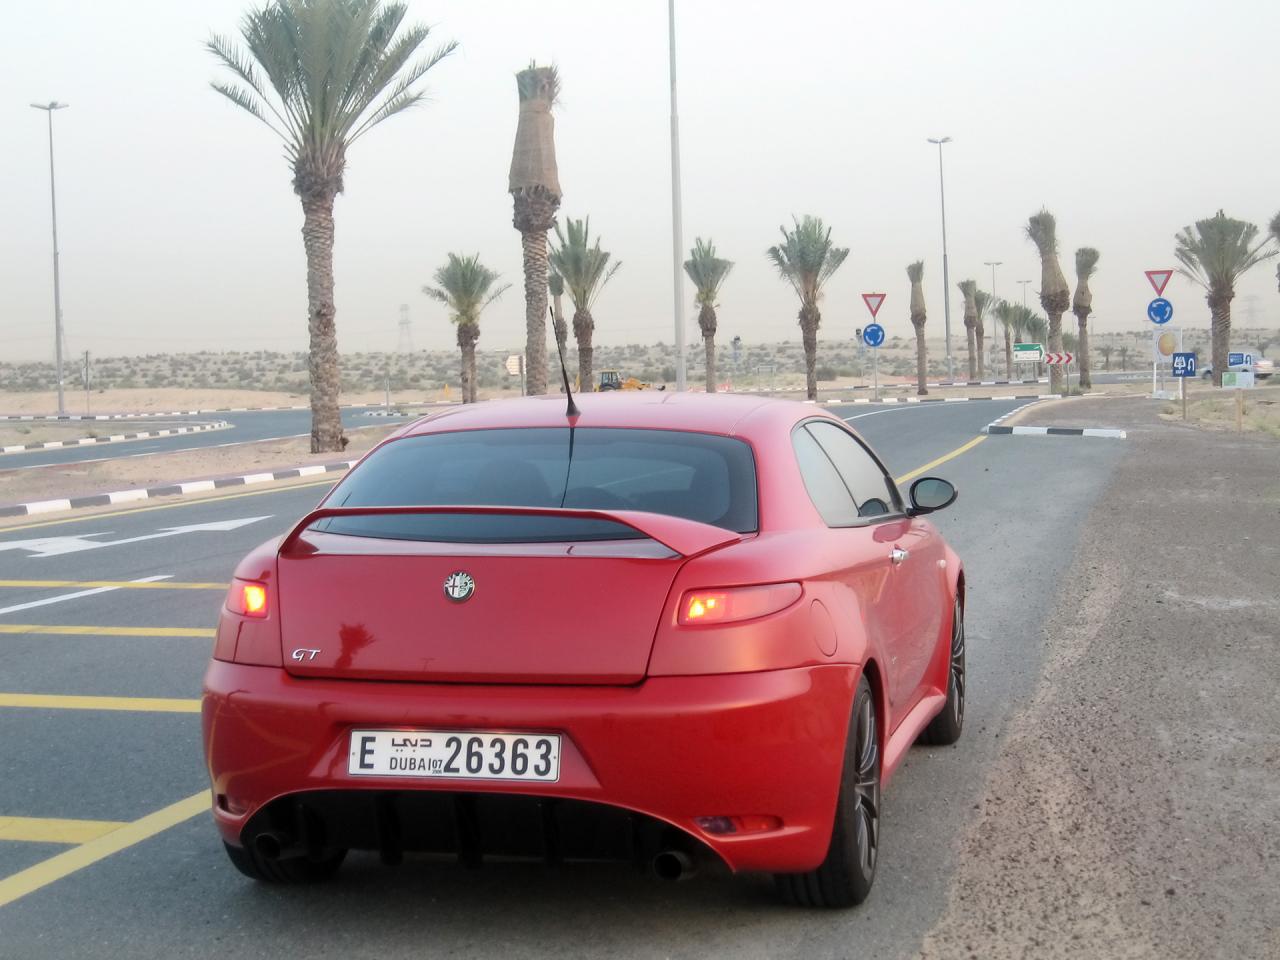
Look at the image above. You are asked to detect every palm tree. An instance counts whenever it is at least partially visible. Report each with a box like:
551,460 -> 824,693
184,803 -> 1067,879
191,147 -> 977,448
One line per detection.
957,280 -> 978,380
992,299 -> 1017,378
1100,344 -> 1113,371
509,62 -> 562,396
548,271 -> 568,359
1119,345 -> 1130,371
907,261 -> 928,395
1026,210 -> 1071,394
208,0 -> 455,452
1174,211 -> 1277,385
974,289 -> 991,380
549,217 -> 620,391
683,238 -> 734,393
766,216 -> 850,400
1269,212 -> 1280,292
1072,248 -> 1100,388
423,254 -> 509,403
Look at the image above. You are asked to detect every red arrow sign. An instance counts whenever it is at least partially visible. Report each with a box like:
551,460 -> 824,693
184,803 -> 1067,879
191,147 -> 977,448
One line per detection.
1044,352 -> 1074,365
1145,269 -> 1173,296
861,293 -> 886,318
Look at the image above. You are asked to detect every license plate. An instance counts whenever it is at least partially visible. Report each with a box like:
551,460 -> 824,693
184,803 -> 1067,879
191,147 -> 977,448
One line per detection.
348,729 -> 561,782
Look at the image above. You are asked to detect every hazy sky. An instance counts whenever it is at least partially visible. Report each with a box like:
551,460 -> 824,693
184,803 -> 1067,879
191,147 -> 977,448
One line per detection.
3,0 -> 1279,363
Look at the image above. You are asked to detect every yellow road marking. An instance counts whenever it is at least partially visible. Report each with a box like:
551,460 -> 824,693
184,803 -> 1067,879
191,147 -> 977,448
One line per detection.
0,476 -> 336,534
895,436 -> 987,485
0,816 -> 128,845
0,580 -> 226,590
0,624 -> 213,637
0,693 -> 200,713
0,791 -> 210,908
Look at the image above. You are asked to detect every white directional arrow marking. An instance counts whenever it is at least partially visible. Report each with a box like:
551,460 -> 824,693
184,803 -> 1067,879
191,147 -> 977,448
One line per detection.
0,516 -> 272,559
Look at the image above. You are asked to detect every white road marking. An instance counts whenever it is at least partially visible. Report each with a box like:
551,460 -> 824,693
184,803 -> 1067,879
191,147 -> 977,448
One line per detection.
842,406 -> 930,421
0,516 -> 272,558
0,575 -> 172,615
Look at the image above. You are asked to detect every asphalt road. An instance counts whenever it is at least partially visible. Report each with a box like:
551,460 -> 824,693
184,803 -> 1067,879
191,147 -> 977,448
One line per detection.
0,406 -> 399,470
0,398 -> 1129,959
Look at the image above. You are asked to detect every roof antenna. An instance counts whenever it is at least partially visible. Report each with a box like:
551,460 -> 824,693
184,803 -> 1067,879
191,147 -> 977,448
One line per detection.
552,306 -> 580,417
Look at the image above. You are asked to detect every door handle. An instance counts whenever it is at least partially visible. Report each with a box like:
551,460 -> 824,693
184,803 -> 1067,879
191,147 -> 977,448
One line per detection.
890,547 -> 909,565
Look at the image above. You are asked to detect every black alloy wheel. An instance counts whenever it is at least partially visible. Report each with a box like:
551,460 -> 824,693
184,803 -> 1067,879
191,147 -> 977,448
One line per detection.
776,675 -> 880,908
919,597 -> 965,746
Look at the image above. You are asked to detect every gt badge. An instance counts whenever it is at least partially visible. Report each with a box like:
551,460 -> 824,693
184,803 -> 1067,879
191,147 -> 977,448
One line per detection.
443,571 -> 476,602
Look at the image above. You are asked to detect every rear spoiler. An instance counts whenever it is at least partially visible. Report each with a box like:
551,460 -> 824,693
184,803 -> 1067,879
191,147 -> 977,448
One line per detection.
278,505 -> 742,559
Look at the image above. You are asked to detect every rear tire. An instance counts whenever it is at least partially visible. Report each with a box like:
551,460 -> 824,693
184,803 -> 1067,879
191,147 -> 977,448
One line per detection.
775,676 -> 880,908
223,840 -> 346,884
919,598 -> 965,746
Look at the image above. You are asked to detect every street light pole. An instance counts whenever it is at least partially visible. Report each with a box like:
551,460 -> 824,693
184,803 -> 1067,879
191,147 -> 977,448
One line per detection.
928,137 -> 954,380
984,260 -> 1001,377
32,100 -> 69,417
668,0 -> 687,392
1018,279 -> 1032,307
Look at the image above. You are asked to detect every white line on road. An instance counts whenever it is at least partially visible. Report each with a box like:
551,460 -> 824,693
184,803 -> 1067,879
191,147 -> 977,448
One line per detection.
843,406 -> 934,421
0,575 -> 172,615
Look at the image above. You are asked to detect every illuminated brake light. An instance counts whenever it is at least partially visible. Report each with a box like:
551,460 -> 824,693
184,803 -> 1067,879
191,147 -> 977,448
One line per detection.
678,583 -> 802,626
227,578 -> 269,618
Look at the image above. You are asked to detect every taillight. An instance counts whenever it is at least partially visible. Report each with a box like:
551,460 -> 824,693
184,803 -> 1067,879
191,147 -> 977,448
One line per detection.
678,583 -> 802,626
226,578 -> 269,618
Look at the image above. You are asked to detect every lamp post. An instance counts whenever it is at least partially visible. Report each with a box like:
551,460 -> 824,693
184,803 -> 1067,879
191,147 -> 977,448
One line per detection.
927,137 -> 954,379
668,0 -> 687,392
985,261 -> 1001,376
32,100 -> 69,417
1017,279 -> 1032,307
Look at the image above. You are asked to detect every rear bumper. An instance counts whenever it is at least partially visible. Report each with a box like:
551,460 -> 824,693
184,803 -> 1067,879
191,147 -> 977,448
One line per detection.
202,660 -> 857,873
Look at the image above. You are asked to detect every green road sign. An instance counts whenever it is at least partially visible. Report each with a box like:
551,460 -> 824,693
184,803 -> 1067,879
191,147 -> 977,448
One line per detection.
1013,343 -> 1045,363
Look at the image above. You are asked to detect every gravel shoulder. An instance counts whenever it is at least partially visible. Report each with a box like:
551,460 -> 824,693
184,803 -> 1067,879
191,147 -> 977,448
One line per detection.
919,399 -> 1280,957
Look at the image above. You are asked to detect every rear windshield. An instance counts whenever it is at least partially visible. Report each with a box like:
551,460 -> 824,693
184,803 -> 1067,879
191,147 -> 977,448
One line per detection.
320,427 -> 758,542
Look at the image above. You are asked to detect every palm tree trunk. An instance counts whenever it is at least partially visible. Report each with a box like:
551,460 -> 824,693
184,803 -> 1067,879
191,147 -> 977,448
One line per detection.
300,194 -> 345,453
1210,291 -> 1231,387
520,229 -> 549,395
1048,310 -> 1064,393
912,320 -> 928,395
699,302 -> 717,393
573,307 -> 594,391
1075,314 -> 1092,388
965,325 -> 977,380
1004,328 -> 1013,380
551,292 -> 568,356
800,304 -> 820,400
975,328 -> 985,379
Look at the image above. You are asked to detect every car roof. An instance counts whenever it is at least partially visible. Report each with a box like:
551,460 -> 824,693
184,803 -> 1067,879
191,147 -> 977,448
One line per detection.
396,392 -> 829,441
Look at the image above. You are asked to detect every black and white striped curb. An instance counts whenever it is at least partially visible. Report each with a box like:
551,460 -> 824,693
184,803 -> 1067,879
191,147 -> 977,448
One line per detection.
0,400 -> 458,422
0,460 -> 358,518
1,420 -> 229,455
818,394 -> 1057,406
985,425 -> 1127,439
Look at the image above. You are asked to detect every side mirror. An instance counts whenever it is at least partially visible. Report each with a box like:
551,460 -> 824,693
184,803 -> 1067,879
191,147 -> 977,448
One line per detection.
908,476 -> 956,515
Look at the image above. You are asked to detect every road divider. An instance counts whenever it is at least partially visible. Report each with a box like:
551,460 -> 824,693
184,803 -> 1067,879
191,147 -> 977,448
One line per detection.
985,425 -> 1127,439
1,459 -> 357,518
823,394 -> 1061,406
1,421 -> 229,456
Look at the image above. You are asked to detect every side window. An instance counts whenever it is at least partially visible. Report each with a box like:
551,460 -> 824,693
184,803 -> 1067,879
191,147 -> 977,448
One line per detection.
805,422 -> 900,519
792,427 -> 859,526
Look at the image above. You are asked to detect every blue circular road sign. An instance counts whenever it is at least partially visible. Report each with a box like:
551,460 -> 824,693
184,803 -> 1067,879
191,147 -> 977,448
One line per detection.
862,323 -> 885,348
1147,298 -> 1173,325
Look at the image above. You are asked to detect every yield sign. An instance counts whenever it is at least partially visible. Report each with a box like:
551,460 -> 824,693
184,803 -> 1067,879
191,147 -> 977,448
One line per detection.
1145,269 -> 1174,296
861,293 -> 886,318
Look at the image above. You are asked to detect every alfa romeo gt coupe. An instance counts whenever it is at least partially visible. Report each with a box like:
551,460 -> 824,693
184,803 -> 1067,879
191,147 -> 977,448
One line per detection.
202,391 -> 965,908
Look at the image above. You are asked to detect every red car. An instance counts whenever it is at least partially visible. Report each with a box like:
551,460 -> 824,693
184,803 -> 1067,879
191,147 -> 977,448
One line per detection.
202,391 -> 965,908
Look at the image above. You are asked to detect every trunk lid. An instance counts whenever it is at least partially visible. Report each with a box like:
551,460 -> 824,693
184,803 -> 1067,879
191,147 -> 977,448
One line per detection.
276,507 -> 739,685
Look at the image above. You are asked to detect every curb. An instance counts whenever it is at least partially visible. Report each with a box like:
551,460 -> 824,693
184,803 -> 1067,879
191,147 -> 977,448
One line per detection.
820,394 -> 1056,406
1,420 -> 229,456
0,401 -> 457,422
0,459 -> 358,518
985,425 -> 1127,439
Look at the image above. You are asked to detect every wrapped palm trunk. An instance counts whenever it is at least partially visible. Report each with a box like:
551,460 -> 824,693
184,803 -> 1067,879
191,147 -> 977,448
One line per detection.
908,263 -> 928,396
509,67 -> 562,396
800,305 -> 821,400
699,303 -> 717,393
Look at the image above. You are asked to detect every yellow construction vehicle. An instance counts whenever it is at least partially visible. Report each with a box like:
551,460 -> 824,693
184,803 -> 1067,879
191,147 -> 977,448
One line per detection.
597,369 -> 660,391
